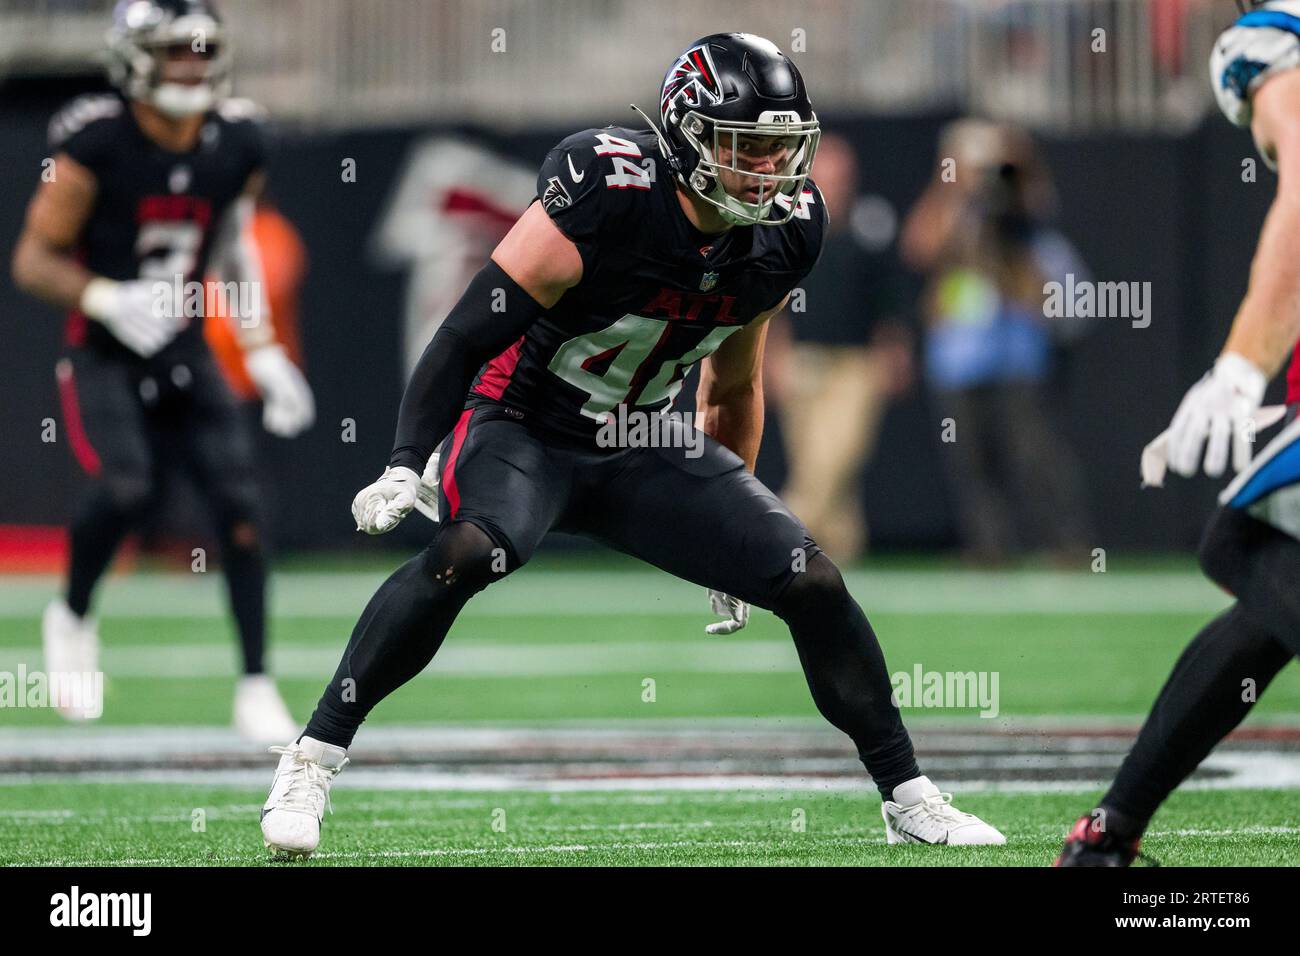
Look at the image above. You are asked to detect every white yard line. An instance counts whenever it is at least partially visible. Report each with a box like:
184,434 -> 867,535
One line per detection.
0,568 -> 1234,618
0,639 -> 804,677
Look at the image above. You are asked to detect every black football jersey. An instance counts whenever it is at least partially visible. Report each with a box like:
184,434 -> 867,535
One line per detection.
468,125 -> 827,443
48,92 -> 266,360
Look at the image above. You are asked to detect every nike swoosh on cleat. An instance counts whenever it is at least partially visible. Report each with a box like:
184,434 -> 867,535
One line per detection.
889,815 -> 947,845
566,153 -> 584,182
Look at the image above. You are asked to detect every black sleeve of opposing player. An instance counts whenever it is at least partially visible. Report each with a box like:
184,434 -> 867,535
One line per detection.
388,259 -> 548,473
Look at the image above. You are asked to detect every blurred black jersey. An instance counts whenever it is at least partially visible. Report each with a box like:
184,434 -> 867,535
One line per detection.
48,92 -> 266,361
468,125 -> 827,443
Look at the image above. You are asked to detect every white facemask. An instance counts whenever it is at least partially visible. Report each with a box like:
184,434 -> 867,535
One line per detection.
152,82 -> 214,118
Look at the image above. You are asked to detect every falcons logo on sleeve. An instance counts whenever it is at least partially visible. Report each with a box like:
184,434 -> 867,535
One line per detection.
660,43 -> 724,122
542,175 -> 572,211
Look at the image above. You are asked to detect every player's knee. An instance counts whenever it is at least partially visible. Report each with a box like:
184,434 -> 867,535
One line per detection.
213,486 -> 262,553
423,520 -> 515,596
224,519 -> 260,553
1198,507 -> 1252,594
773,552 -> 850,622
102,472 -> 153,517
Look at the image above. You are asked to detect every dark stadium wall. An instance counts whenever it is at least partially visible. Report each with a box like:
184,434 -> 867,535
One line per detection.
0,82 -> 1278,554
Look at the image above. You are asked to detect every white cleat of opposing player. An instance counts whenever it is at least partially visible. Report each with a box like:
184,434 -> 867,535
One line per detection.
881,776 -> 1006,846
261,736 -> 349,860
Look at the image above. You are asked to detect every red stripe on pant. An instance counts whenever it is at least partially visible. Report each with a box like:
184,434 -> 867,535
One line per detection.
473,337 -> 523,401
55,358 -> 101,477
440,408 -> 474,519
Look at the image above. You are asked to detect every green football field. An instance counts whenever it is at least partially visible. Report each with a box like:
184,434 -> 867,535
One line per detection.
2,553 -> 1299,866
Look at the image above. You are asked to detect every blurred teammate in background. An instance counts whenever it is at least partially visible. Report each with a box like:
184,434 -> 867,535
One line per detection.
1058,0 -> 1300,866
260,32 -> 1004,859
769,133 -> 913,562
10,0 -> 312,742
901,119 -> 1092,565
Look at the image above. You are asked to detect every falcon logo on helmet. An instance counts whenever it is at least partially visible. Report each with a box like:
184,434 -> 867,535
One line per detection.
660,44 -> 725,119
632,33 -> 820,227
106,0 -> 232,119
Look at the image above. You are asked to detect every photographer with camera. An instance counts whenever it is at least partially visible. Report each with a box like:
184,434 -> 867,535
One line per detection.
902,119 -> 1092,565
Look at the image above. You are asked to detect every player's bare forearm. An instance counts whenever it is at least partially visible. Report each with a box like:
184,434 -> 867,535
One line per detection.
1223,71 -> 1300,378
697,384 -> 764,472
11,233 -> 94,311
697,302 -> 780,472
1223,197 -> 1300,378
11,151 -> 97,311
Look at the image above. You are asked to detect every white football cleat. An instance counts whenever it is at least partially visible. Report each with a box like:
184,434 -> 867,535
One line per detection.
234,674 -> 299,746
261,736 -> 349,860
41,598 -> 100,721
881,776 -> 1006,846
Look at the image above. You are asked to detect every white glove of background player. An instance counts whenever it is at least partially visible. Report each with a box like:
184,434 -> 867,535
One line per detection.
352,466 -> 421,534
245,344 -> 315,438
706,589 -> 749,635
79,277 -> 183,358
1165,352 -> 1267,479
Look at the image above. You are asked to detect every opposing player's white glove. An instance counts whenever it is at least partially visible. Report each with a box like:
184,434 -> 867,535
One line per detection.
706,589 -> 749,636
79,277 -> 184,358
245,344 -> 315,438
1163,352 -> 1267,479
352,466 -> 421,535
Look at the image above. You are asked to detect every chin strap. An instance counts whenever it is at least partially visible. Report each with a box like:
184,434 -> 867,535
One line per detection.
630,103 -> 689,180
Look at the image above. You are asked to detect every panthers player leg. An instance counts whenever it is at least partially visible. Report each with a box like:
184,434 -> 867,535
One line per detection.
11,0 -> 311,739
1058,6 -> 1300,865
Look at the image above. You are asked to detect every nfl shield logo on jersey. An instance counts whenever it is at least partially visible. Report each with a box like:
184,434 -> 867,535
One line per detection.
699,271 -> 719,291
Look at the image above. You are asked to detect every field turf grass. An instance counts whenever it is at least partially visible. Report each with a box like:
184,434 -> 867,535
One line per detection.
1,555 -> 1298,866
3,784 -> 1299,867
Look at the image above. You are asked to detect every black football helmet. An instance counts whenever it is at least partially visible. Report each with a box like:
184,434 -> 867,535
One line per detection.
632,33 -> 820,226
106,0 -> 231,117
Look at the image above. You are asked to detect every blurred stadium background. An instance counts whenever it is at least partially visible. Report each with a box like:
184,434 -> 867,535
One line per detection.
2,0 -> 1299,866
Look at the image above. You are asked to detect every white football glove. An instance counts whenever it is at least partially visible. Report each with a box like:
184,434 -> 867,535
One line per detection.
706,589 -> 749,636
244,344 -> 315,438
1165,352 -> 1267,479
352,466 -> 421,535
413,450 -> 441,522
79,277 -> 184,358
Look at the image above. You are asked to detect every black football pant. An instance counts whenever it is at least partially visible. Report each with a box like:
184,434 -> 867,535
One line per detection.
1100,505 -> 1300,836
59,347 -> 269,674
306,404 -> 920,798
